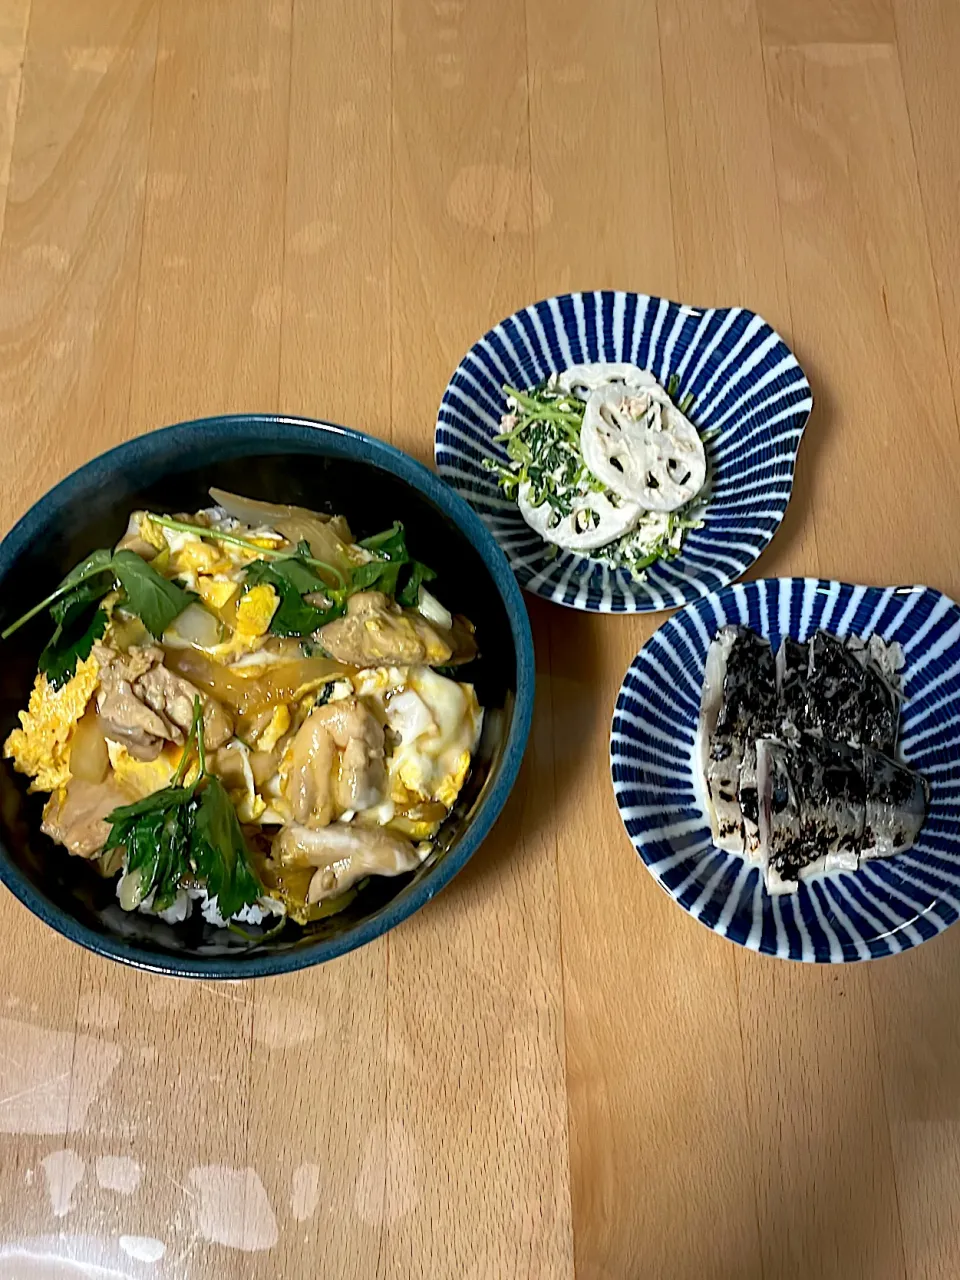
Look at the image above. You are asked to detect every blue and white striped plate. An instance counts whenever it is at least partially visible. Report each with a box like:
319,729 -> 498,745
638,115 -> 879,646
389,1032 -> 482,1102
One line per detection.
611,578 -> 960,962
435,292 -> 813,612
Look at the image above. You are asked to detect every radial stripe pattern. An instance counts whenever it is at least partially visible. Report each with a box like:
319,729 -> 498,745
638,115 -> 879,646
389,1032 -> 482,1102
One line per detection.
436,292 -> 813,612
611,578 -> 960,962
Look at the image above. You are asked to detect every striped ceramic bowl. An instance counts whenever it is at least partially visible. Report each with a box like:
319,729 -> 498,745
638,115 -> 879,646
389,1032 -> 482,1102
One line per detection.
611,578 -> 960,962
435,292 -> 813,612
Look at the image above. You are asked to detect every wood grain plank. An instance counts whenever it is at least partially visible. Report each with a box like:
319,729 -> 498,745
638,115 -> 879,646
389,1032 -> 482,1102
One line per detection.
739,961 -> 906,1280
527,0 -> 675,300
527,3 -> 762,1277
0,1 -> 157,1264
0,918 -> 88,1257
374,639 -> 572,1278
759,0 -> 895,46
766,41 -> 960,594
0,0 -> 30,251
869,10 -> 960,1277
757,37 -> 960,1276
62,967 -> 254,1280
241,3 -> 392,1277
0,0 -> 157,531
383,0 -> 573,1274
279,0 -> 391,435
128,0 -> 291,430
894,0 -> 960,426
659,0 -> 790,328
659,10 -> 901,1280
391,0 -> 540,466
60,3 -> 293,1273
242,953 -> 389,1279
870,933 -> 960,1280
657,0 -> 817,584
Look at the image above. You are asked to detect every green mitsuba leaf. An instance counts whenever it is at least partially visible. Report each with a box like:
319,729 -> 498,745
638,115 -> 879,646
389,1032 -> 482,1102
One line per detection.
355,521 -> 437,612
39,605 -> 108,689
191,776 -> 263,919
103,700 -> 263,923
243,553 -> 339,637
111,549 -> 193,638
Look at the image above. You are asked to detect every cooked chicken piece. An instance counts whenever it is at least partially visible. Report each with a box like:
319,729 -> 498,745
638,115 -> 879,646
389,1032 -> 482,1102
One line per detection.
250,749 -> 280,788
94,643 -> 232,760
209,745 -> 247,790
272,822 -> 422,902
446,614 -> 479,666
41,777 -> 133,858
318,591 -> 453,667
136,662 -> 233,748
94,644 -> 169,760
284,697 -> 385,827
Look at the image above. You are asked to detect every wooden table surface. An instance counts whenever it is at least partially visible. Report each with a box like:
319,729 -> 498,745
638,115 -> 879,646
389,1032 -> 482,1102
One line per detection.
0,0 -> 958,1276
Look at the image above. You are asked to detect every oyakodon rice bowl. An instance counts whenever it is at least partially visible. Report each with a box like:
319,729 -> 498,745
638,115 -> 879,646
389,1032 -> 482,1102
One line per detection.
0,416 -> 533,977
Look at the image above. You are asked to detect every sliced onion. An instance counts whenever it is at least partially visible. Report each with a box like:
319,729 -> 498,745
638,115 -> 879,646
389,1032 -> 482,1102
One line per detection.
117,867 -> 147,911
417,586 -> 453,631
164,646 -> 353,718
164,602 -> 223,649
209,488 -> 354,572
70,707 -> 109,783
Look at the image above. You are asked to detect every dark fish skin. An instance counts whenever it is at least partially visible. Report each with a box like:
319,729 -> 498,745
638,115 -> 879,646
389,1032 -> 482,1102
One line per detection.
715,627 -> 777,739
792,736 -> 865,859
705,625 -> 921,884
859,668 -> 900,753
862,746 -> 929,856
740,742 -> 761,828
707,733 -> 744,848
701,626 -> 778,852
781,631 -> 902,752
757,739 -> 805,882
711,627 -> 778,853
758,734 -> 927,886
775,636 -> 810,732
804,631 -> 867,743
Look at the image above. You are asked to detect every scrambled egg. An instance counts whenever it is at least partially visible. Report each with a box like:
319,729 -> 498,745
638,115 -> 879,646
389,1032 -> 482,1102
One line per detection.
3,653 -> 100,793
235,584 -> 279,638
215,741 -> 267,823
9,501 -> 485,934
147,526 -> 230,590
197,577 -> 239,611
353,666 -> 482,813
134,514 -> 282,595
255,704 -> 290,752
106,739 -> 199,796
137,513 -> 168,552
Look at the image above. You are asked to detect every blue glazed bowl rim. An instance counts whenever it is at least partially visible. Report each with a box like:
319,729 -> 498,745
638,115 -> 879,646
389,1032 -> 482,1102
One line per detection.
0,413 -> 535,979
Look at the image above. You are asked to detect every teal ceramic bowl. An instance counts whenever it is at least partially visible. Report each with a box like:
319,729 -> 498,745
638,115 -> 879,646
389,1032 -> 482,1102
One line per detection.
0,416 -> 534,977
